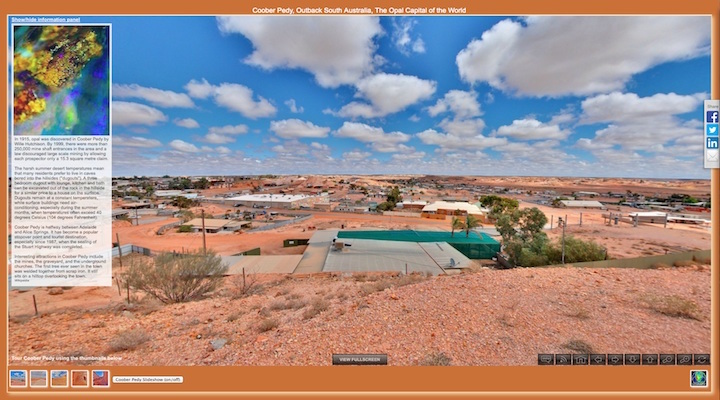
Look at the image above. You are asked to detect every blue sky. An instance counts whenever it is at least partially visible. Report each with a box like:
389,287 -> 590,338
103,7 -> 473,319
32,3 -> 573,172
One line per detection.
52,16 -> 712,178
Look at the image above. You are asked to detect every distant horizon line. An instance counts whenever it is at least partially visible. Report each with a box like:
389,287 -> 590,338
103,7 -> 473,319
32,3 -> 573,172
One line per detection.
105,174 -> 711,181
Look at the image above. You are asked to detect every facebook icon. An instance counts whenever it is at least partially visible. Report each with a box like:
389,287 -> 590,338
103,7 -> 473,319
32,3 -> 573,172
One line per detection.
708,137 -> 719,149
707,111 -> 718,123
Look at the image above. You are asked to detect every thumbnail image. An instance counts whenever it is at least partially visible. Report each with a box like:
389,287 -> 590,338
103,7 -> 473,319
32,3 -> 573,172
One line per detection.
50,370 -> 68,387
10,370 -> 27,387
92,370 -> 110,387
13,25 -> 110,135
71,370 -> 88,387
30,370 -> 48,388
7,15 -> 712,367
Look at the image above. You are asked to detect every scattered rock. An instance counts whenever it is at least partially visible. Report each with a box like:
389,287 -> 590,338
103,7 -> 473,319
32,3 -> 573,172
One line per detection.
196,334 -> 203,339
122,311 -> 135,319
211,338 -> 228,350
48,288 -> 64,295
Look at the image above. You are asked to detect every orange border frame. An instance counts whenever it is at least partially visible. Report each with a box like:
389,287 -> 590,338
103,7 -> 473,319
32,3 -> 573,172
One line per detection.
2,1 -> 718,399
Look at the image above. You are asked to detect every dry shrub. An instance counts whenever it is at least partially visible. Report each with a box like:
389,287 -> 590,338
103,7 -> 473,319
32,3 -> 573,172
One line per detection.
125,250 -> 228,304
257,318 -> 279,332
562,339 -> 594,354
269,299 -> 292,311
566,306 -> 590,320
107,328 -> 150,353
643,294 -> 701,320
360,272 -> 428,295
302,298 -> 329,320
420,352 -> 452,366
226,311 -> 244,322
229,273 -> 264,299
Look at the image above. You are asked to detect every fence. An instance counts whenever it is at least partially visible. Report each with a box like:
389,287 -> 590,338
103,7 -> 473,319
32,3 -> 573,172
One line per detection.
382,211 -> 422,218
112,244 -> 156,257
157,221 -> 182,235
545,249 -> 711,269
248,214 -> 312,232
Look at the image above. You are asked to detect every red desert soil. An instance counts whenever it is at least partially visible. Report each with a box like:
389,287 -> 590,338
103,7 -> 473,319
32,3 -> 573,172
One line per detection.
9,266 -> 710,366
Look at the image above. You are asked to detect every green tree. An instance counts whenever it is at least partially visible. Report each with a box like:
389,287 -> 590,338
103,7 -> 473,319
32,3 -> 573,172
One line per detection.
551,197 -> 570,208
451,217 -> 465,237
173,196 -> 193,209
193,177 -> 210,190
544,236 -> 606,264
480,195 -> 519,218
387,186 -> 402,205
376,201 -> 395,212
125,250 -> 228,304
464,214 -> 480,237
496,207 -> 549,267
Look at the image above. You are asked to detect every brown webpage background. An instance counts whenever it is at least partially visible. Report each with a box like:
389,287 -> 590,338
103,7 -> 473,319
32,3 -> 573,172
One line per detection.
2,0 -> 718,399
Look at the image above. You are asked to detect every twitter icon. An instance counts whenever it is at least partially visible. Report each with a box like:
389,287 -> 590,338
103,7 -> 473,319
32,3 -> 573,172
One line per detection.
707,124 -> 719,136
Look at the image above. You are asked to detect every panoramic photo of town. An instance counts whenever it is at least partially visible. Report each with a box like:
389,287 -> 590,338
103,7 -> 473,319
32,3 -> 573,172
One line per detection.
9,15 -> 712,366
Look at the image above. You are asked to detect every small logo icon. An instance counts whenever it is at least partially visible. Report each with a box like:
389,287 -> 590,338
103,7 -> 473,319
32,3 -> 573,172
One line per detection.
691,370 -> 708,388
707,124 -> 719,136
707,137 -> 719,149
707,111 -> 718,123
707,150 -> 719,162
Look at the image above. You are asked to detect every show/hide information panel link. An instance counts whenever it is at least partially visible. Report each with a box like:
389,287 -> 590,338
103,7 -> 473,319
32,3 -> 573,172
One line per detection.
704,100 -> 719,168
10,23 -> 112,287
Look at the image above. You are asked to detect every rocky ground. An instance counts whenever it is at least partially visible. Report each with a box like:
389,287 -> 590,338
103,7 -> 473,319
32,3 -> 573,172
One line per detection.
9,264 -> 711,366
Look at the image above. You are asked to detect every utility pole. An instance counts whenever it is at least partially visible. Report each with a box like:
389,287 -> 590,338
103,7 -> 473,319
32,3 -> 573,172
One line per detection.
559,216 -> 566,264
201,209 -> 207,255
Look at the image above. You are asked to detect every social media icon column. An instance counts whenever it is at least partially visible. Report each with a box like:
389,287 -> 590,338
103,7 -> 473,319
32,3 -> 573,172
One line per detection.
704,101 -> 720,168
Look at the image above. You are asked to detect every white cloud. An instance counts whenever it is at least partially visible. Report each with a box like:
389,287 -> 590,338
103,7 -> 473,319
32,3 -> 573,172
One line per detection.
200,124 -> 249,144
311,142 -> 329,151
437,118 -> 486,138
335,122 -> 411,152
336,73 -> 436,118
581,121 -> 700,151
579,92 -> 706,124
457,16 -> 710,97
392,151 -> 426,161
417,128 -> 506,151
495,118 -> 571,141
169,139 -> 200,153
412,39 -> 426,54
392,18 -> 426,55
113,136 -> 162,148
209,124 -> 249,135
185,78 -> 215,99
184,79 -> 276,119
113,83 -> 195,108
174,118 -> 200,128
112,101 -> 167,126
285,99 -> 304,113
577,92 -> 705,151
270,119 -> 331,139
427,90 -> 481,119
202,133 -> 236,144
409,115 -> 421,122
216,146 -> 232,154
212,83 -> 276,118
342,150 -> 372,161
216,16 -> 383,88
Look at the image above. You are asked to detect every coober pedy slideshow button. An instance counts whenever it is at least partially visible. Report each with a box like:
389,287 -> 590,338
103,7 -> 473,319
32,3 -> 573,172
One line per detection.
332,354 -> 388,365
